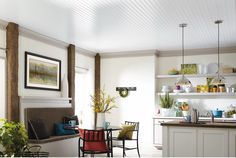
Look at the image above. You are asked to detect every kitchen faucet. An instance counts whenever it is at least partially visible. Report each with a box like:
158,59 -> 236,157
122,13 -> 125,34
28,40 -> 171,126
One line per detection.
210,111 -> 215,123
192,108 -> 199,123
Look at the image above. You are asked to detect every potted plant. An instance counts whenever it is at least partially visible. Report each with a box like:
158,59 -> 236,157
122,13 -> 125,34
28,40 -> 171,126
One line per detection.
0,119 -> 28,157
91,88 -> 117,128
159,93 -> 174,117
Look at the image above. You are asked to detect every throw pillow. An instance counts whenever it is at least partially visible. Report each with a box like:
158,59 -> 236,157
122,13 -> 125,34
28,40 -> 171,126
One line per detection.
117,124 -> 136,140
28,119 -> 50,139
54,123 -> 76,136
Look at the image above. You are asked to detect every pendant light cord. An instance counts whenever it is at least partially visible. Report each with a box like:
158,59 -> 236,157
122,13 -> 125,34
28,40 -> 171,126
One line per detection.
217,22 -> 220,79
179,23 -> 187,77
215,20 -> 223,79
182,25 -> 184,77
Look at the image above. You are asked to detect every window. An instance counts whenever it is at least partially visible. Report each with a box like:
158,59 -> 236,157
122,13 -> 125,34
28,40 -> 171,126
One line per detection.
0,52 -> 6,118
75,67 -> 94,128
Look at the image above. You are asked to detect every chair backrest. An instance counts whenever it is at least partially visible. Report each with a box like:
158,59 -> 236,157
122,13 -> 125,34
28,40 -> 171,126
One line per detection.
79,129 -> 112,152
82,129 -> 106,142
125,121 -> 139,131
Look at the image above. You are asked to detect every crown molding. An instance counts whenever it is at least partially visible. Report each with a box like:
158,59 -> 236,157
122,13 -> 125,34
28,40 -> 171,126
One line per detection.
157,46 -> 236,57
100,49 -> 158,58
75,47 -> 96,57
19,26 -> 96,57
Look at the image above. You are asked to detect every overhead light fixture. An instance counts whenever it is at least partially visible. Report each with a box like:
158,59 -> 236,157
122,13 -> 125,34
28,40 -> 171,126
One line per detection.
176,23 -> 191,86
211,20 -> 226,86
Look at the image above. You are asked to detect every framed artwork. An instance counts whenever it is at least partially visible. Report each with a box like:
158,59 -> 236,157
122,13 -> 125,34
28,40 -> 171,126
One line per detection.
25,52 -> 61,91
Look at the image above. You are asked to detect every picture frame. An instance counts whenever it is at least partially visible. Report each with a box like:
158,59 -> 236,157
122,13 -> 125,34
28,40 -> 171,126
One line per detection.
25,52 -> 61,91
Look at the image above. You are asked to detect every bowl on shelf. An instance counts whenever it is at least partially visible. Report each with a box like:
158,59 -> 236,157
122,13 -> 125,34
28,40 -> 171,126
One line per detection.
168,68 -> 179,75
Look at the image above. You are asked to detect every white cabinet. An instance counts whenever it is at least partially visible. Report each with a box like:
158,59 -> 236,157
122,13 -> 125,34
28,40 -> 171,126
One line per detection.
198,128 -> 228,157
169,127 -> 197,157
163,126 -> 236,157
153,118 -> 182,149
229,129 -> 236,157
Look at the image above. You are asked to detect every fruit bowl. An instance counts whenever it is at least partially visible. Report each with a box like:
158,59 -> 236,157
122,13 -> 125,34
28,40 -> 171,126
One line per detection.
168,68 -> 179,75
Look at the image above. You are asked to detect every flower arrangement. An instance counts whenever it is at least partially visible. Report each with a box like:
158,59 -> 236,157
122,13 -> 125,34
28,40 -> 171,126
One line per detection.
91,88 -> 117,113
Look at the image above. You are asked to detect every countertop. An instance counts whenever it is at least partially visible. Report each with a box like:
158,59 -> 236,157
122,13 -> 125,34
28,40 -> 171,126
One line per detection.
153,115 -> 236,121
161,121 -> 236,128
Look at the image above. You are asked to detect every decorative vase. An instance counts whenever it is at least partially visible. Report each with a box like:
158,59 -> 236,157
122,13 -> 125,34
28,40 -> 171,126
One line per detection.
96,113 -> 105,128
61,74 -> 68,98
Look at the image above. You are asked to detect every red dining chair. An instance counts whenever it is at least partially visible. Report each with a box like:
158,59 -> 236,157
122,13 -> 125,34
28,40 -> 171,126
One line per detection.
78,129 -> 113,157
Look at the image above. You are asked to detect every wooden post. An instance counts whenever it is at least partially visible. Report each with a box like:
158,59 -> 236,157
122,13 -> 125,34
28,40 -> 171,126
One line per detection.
94,53 -> 101,128
67,44 -> 75,114
6,22 -> 19,122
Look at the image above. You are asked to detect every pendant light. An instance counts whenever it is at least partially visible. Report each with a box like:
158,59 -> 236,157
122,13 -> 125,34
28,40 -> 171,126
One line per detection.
211,20 -> 226,86
176,23 -> 191,86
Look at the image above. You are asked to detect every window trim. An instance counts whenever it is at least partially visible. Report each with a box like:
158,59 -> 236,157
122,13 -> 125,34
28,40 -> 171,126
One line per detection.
75,66 -> 89,74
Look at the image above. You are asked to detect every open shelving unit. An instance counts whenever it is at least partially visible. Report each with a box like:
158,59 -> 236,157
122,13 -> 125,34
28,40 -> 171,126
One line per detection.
156,92 -> 236,97
156,73 -> 236,79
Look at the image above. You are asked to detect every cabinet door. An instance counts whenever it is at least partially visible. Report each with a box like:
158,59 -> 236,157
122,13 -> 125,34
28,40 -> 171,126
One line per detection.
198,128 -> 228,157
153,119 -> 173,149
169,127 -> 197,157
229,129 -> 236,157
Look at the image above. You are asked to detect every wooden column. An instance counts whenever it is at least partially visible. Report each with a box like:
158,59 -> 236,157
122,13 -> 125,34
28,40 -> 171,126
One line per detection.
94,53 -> 101,127
68,44 -> 75,113
6,22 -> 19,122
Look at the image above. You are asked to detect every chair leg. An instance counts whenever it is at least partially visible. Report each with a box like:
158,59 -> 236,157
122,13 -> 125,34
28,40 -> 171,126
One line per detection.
123,140 -> 126,157
137,140 -> 140,157
78,139 -> 81,157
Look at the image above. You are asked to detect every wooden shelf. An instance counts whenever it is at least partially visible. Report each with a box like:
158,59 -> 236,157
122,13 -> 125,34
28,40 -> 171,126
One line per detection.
156,92 -> 236,96
156,73 -> 236,79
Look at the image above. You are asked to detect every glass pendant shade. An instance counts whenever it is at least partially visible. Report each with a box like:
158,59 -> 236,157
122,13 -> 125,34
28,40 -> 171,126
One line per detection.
211,75 -> 226,86
211,20 -> 226,86
176,75 -> 191,86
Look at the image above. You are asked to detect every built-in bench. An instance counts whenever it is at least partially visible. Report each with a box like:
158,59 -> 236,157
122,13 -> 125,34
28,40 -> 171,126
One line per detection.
25,107 -> 79,143
29,134 -> 80,144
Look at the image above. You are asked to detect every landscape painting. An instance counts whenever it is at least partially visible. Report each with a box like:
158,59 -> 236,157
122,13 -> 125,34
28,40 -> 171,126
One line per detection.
25,52 -> 61,91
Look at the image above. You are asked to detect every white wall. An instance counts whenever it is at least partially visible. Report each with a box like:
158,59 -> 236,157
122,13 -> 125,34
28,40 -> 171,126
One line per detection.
101,55 -> 156,145
0,28 -> 6,118
156,53 -> 236,114
18,35 -> 68,97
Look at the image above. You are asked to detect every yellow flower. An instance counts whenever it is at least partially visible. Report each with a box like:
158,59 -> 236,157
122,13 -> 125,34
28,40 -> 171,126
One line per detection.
91,88 -> 118,113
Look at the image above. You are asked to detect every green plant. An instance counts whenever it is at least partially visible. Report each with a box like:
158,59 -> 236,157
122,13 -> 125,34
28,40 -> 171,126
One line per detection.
0,119 -> 28,157
159,93 -> 174,108
91,88 -> 118,113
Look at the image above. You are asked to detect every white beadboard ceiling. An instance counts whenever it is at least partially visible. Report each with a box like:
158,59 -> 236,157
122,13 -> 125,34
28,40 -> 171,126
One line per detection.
0,0 -> 236,53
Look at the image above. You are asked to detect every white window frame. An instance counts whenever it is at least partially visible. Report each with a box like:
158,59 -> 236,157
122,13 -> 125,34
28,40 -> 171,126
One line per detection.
0,48 -> 6,118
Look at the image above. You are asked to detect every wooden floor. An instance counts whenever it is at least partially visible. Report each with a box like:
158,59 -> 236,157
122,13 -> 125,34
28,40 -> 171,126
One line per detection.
85,145 -> 162,157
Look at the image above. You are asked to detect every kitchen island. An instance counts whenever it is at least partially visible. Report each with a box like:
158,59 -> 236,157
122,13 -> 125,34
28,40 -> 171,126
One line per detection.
161,121 -> 236,157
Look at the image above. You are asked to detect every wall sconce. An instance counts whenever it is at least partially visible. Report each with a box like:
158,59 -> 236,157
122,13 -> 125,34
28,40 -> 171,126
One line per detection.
116,87 -> 137,98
